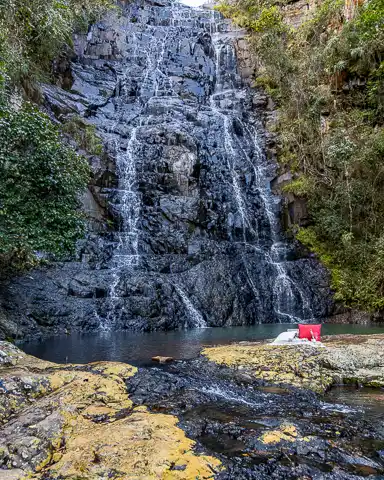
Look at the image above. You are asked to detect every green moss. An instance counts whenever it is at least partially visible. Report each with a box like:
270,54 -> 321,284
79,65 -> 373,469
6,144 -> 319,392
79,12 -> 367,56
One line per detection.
62,116 -> 104,156
364,380 -> 384,387
282,176 -> 313,197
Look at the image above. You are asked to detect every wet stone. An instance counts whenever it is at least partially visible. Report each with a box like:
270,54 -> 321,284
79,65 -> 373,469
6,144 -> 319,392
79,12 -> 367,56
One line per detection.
0,0 -> 332,339
126,356 -> 384,479
0,343 -> 221,479
152,355 -> 174,363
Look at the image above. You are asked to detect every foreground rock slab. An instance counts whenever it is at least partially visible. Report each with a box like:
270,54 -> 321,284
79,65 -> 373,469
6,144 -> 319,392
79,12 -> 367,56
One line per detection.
127,354 -> 384,479
0,342 -> 221,479
203,334 -> 384,393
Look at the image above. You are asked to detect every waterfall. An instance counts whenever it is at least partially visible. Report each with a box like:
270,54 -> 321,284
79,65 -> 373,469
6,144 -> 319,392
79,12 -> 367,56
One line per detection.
59,0 -> 330,331
101,123 -> 141,329
113,126 -> 140,268
174,285 -> 207,328
208,11 -> 313,323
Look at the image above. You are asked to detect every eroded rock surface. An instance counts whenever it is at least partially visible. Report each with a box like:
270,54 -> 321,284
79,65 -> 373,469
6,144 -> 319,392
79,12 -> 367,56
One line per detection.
1,338 -> 384,479
0,342 -> 221,479
203,334 -> 384,393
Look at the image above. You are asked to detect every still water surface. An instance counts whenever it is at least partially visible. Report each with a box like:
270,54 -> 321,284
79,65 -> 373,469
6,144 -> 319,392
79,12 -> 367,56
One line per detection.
22,323 -> 384,367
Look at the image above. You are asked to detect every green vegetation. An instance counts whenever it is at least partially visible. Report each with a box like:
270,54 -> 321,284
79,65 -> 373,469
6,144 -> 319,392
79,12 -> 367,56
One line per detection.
217,0 -> 384,310
0,0 -> 113,89
0,104 -> 90,273
62,116 -> 104,156
0,0 -> 113,274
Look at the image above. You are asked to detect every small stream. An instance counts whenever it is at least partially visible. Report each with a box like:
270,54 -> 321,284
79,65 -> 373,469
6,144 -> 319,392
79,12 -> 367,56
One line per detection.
126,357 -> 384,479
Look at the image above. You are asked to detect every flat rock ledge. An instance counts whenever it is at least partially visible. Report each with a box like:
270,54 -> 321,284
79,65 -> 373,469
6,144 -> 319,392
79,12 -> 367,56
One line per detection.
203,334 -> 384,393
0,342 -> 221,480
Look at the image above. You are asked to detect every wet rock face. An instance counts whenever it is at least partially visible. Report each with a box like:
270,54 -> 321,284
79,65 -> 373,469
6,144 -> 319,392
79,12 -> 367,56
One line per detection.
0,0 -> 332,338
127,357 -> 384,479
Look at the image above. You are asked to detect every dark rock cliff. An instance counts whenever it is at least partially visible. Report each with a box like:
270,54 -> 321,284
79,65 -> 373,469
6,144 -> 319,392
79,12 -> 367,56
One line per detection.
0,0 -> 332,339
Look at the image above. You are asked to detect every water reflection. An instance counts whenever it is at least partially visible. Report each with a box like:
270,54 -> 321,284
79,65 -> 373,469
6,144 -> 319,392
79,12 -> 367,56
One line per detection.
326,386 -> 384,423
21,323 -> 384,367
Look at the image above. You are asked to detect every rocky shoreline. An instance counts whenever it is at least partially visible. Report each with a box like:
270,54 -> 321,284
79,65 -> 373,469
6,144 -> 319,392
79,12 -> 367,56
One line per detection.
1,335 -> 384,479
0,342 -> 220,479
203,334 -> 384,393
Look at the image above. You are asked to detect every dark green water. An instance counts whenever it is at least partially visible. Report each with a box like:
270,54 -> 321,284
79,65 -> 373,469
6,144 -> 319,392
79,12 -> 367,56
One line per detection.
22,323 -> 384,366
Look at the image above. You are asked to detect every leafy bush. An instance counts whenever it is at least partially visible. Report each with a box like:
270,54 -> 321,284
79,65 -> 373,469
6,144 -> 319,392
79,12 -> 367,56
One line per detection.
282,176 -> 313,197
0,0 -> 113,89
0,104 -> 89,273
0,0 -> 114,274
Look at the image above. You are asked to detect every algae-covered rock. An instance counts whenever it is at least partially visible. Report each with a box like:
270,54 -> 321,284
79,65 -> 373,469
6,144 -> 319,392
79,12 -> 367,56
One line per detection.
0,342 -> 221,479
47,408 -> 220,479
203,343 -> 332,393
203,334 -> 384,393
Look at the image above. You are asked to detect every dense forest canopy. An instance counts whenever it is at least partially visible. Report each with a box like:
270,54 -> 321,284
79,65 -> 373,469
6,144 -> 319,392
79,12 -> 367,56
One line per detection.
218,0 -> 384,311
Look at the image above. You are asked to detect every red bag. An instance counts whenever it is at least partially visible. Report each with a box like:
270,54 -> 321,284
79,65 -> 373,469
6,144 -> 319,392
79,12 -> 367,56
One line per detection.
298,324 -> 321,341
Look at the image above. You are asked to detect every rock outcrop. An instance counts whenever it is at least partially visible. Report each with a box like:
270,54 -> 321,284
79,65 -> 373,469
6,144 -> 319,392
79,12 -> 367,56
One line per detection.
128,336 -> 384,479
203,334 -> 384,393
1,337 -> 384,479
0,0 -> 332,339
0,341 -> 221,479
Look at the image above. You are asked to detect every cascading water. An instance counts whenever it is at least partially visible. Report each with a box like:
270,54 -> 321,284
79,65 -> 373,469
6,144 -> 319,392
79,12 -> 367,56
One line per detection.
207,11 -> 313,323
173,284 -> 207,328
91,0 -> 321,328
25,0 -> 331,333
102,124 -> 140,330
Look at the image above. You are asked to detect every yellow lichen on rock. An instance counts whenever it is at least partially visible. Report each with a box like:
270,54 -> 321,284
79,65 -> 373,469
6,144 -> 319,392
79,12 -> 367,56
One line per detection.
48,408 -> 220,480
259,424 -> 312,446
47,366 -> 136,412
0,342 -> 222,480
202,343 -> 333,393
203,334 -> 384,393
260,424 -> 298,445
